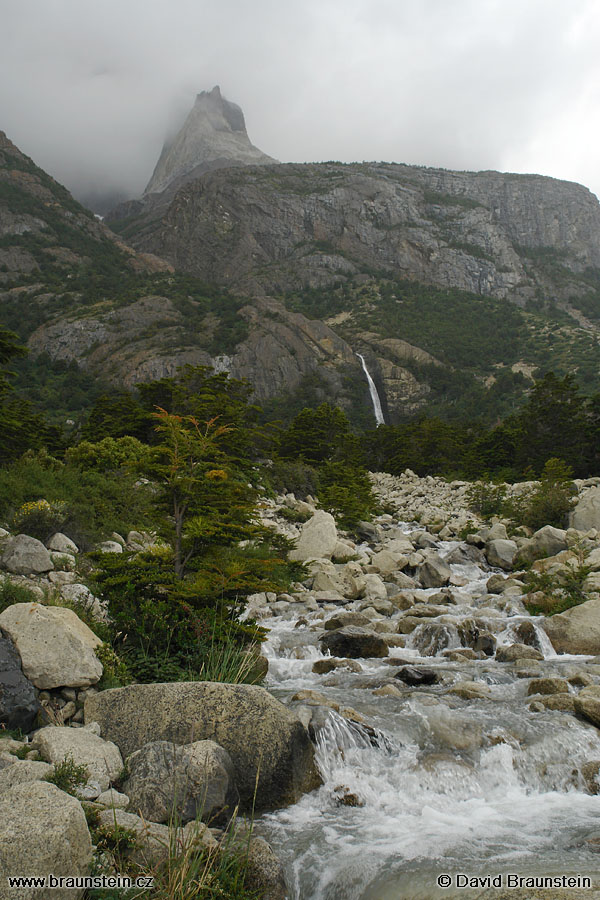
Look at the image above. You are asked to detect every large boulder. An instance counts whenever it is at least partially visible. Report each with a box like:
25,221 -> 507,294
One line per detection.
319,626 -> 389,659
123,739 -> 239,824
0,760 -> 52,790
570,486 -> 600,532
485,539 -> 518,571
0,634 -> 39,731
0,781 -> 92,900
31,725 -> 123,791
516,525 -> 568,564
289,511 -> 338,562
0,603 -> 102,689
1,535 -> 53,576
85,682 -> 320,811
46,533 -> 79,555
541,598 -> 600,655
418,553 -> 451,588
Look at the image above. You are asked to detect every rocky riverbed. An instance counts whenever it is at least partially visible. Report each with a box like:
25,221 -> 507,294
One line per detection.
246,471 -> 600,899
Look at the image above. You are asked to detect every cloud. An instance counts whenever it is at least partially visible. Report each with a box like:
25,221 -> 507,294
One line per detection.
1,0 -> 599,205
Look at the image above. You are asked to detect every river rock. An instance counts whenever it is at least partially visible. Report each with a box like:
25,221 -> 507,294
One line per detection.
581,760 -> 600,794
418,553 -> 451,588
0,634 -> 39,731
243,836 -> 289,900
447,681 -> 492,699
394,666 -> 439,686
0,603 -> 103,689
575,686 -> 600,728
0,781 -> 92,899
362,574 -> 389,603
289,511 -> 338,562
319,626 -> 389,659
31,725 -> 123,791
571,486 -> 600,532
323,612 -> 371,631
486,539 -> 518,570
312,658 -> 362,674
526,677 -> 569,696
123,739 -> 239,825
536,693 -> 576,712
0,535 -> 54,576
85,681 -> 320,810
496,643 -> 544,662
541,597 -> 600,655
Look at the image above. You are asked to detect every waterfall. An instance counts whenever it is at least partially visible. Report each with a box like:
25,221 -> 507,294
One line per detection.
357,353 -> 385,425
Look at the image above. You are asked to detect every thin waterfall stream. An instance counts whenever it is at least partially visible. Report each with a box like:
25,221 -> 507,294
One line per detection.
252,521 -> 600,900
357,354 -> 385,425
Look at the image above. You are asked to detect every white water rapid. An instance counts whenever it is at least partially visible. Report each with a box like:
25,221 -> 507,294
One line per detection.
254,526 -> 600,900
357,354 -> 385,426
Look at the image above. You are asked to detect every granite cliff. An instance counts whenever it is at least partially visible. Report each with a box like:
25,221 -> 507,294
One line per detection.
115,161 -> 600,313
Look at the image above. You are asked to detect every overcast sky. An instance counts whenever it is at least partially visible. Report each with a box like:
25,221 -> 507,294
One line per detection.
2,0 -> 600,206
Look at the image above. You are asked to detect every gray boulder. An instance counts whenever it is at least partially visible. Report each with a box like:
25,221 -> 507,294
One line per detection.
0,634 -> 39,731
517,525 -> 568,564
0,603 -> 102,689
319,626 -> 389,659
244,836 -> 288,900
123,739 -> 239,824
496,643 -> 544,662
85,682 -> 320,811
541,597 -> 600,655
323,611 -> 371,631
0,782 -> 92,900
570,486 -> 600,532
418,553 -> 451,588
1,535 -> 53,576
0,760 -> 52,790
485,539 -> 518,571
96,808 -> 216,867
32,725 -> 123,792
289,511 -> 338,562
46,533 -> 79,555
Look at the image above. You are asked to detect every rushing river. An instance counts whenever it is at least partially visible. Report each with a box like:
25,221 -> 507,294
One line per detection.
254,526 -> 600,899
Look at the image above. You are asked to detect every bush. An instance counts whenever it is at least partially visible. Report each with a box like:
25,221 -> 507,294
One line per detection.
318,461 -> 378,528
10,499 -> 66,541
0,579 -> 41,614
466,480 -> 507,519
45,754 -> 89,795
264,458 -> 320,499
505,458 -> 576,531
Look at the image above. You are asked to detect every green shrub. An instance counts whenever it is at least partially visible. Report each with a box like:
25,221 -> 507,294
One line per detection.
318,461 -> 378,528
0,579 -> 41,614
505,458 -> 576,530
65,436 -> 155,472
264,458 -> 320,499
466,480 -> 507,519
10,498 -> 66,541
45,754 -> 89,795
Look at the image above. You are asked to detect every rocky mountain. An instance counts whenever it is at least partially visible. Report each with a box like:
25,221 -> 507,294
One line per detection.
145,86 -> 276,196
4,126 -> 600,427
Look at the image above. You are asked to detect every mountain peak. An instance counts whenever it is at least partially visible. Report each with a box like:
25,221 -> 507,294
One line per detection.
144,86 -> 276,196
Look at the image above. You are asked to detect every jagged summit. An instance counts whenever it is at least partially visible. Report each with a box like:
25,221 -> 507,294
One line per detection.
143,86 -> 276,196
